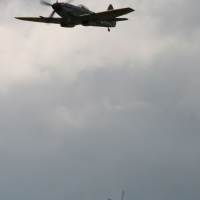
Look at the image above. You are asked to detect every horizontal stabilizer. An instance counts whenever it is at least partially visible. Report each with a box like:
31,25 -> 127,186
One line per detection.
111,18 -> 128,21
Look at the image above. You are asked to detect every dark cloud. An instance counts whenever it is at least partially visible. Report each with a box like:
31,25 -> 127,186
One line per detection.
1,63 -> 200,200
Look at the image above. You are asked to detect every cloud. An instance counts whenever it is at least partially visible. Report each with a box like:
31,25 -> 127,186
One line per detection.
0,0 -> 200,200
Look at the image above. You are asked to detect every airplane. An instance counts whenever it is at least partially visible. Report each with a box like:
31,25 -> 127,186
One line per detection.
15,0 -> 134,32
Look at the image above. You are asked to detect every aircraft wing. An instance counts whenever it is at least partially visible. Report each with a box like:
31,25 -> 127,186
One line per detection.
15,17 -> 63,24
74,7 -> 134,22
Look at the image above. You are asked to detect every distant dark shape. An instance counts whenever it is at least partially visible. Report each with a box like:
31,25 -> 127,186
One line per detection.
15,0 -> 134,32
108,191 -> 125,200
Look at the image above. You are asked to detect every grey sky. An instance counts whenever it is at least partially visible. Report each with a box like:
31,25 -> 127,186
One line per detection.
0,0 -> 200,200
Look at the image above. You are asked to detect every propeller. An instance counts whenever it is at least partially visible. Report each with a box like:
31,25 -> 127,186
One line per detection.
41,0 -> 74,6
40,0 -> 59,22
49,10 -> 56,18
41,0 -> 52,6
40,0 -> 74,22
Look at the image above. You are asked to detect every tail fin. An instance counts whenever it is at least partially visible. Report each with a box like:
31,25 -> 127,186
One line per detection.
107,4 -> 116,28
107,4 -> 114,10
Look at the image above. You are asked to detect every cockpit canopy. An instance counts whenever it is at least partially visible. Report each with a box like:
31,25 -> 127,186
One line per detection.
77,4 -> 90,11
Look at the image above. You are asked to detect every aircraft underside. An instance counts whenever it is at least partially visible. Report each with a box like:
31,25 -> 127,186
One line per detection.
61,20 -> 116,28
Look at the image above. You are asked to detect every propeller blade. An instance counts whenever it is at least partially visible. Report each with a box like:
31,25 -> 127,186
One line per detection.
46,10 -> 55,23
41,0 -> 52,6
121,191 -> 125,200
49,10 -> 55,18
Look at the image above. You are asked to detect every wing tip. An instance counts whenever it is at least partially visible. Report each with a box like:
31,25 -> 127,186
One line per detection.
15,17 -> 26,20
129,8 -> 135,12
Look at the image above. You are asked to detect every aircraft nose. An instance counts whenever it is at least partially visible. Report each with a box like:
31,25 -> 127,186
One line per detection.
52,3 -> 62,11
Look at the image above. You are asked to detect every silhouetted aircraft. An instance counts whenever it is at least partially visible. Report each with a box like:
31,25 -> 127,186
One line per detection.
15,1 -> 134,32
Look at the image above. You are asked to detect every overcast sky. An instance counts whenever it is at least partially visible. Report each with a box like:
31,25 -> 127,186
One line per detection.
0,0 -> 200,200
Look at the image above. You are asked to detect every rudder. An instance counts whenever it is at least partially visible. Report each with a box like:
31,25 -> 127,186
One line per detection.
107,4 -> 114,10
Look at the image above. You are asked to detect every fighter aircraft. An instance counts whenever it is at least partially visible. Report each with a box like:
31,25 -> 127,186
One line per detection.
15,0 -> 134,32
